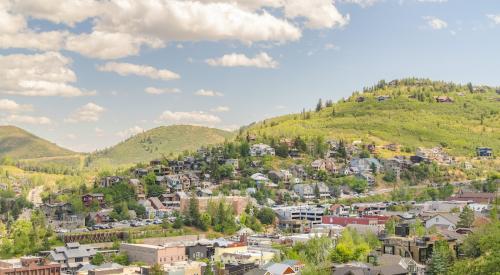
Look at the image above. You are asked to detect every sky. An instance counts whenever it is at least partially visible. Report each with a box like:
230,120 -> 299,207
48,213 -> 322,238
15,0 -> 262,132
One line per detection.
0,0 -> 499,152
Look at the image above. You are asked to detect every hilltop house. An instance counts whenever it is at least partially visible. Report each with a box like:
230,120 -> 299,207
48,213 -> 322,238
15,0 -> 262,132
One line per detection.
435,95 -> 454,103
476,147 -> 493,157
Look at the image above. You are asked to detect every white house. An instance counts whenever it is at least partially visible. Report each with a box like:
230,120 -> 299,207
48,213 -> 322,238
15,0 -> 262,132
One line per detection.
425,213 -> 459,230
250,144 -> 275,157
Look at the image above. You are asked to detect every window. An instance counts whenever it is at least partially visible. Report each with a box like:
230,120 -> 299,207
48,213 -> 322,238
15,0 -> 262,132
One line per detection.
384,246 -> 394,254
75,257 -> 83,262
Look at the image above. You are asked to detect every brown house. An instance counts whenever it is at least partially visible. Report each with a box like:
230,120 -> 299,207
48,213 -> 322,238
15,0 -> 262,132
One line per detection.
0,256 -> 60,275
82,193 -> 105,207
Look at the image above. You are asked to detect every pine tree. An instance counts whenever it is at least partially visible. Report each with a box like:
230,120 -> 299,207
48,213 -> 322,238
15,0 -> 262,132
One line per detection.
316,98 -> 323,112
457,205 -> 474,228
427,240 -> 453,275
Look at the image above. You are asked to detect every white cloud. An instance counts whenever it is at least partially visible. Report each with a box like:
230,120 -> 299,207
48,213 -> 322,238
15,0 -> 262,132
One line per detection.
66,133 -> 77,140
97,62 -> 180,80
206,52 -> 278,68
0,52 -> 92,97
0,2 -> 67,51
195,89 -> 224,97
65,31 -> 163,60
65,103 -> 105,123
338,0 -> 380,8
145,87 -> 181,95
117,126 -> 144,138
0,30 -> 66,52
487,14 -> 500,25
210,106 -> 230,112
10,0 -> 101,27
158,111 -> 221,125
94,0 -> 302,44
2,0 -> 350,58
2,114 -> 51,125
0,99 -> 32,113
423,16 -> 447,30
283,0 -> 349,29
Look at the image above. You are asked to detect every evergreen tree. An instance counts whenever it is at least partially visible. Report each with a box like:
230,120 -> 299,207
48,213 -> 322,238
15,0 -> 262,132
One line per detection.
188,194 -> 201,228
457,205 -> 474,228
427,240 -> 453,275
316,99 -> 323,112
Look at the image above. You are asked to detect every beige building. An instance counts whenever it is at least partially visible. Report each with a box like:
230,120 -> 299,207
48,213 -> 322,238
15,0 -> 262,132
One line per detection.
120,243 -> 187,266
162,261 -> 206,275
213,245 -> 248,262
220,250 -> 275,266
179,195 -> 249,215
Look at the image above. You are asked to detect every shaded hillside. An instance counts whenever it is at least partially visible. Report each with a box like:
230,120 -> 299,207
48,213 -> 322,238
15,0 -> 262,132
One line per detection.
243,79 -> 500,156
87,125 -> 235,167
0,126 -> 74,160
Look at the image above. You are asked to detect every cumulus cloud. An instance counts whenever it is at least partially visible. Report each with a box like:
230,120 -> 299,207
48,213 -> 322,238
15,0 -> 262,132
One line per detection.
0,31 -> 67,52
338,0 -> 380,7
0,52 -> 93,97
158,111 -> 221,125
65,31 -> 164,60
94,0 -> 302,44
206,52 -> 278,68
97,62 -> 180,80
2,114 -> 51,125
423,16 -> 447,30
487,14 -> 500,25
117,126 -> 144,138
145,87 -> 181,95
10,0 -> 101,27
1,0 -> 350,58
210,106 -> 230,112
65,103 -> 105,123
283,0 -> 349,29
195,89 -> 224,97
0,99 -> 33,113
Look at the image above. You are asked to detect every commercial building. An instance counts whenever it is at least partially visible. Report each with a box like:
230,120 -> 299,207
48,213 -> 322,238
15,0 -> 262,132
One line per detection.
120,243 -> 187,266
0,256 -> 61,275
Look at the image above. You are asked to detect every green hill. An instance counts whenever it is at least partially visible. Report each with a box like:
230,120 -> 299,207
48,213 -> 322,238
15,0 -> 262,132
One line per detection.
88,125 -> 235,167
243,78 -> 500,157
0,126 -> 74,160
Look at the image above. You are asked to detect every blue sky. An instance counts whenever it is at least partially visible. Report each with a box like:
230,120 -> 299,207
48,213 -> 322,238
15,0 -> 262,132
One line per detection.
0,0 -> 499,152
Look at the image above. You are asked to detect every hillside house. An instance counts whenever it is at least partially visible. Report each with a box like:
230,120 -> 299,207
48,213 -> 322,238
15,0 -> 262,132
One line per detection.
377,95 -> 391,102
476,147 -> 493,157
250,144 -> 275,156
310,159 -> 326,171
82,193 -> 104,207
329,204 -> 350,216
435,95 -> 454,103
293,184 -> 314,200
312,182 -> 331,199
99,176 -> 123,188
225,159 -> 239,170
350,158 -> 381,174
425,213 -> 459,230
356,96 -> 366,102
251,173 -> 270,186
